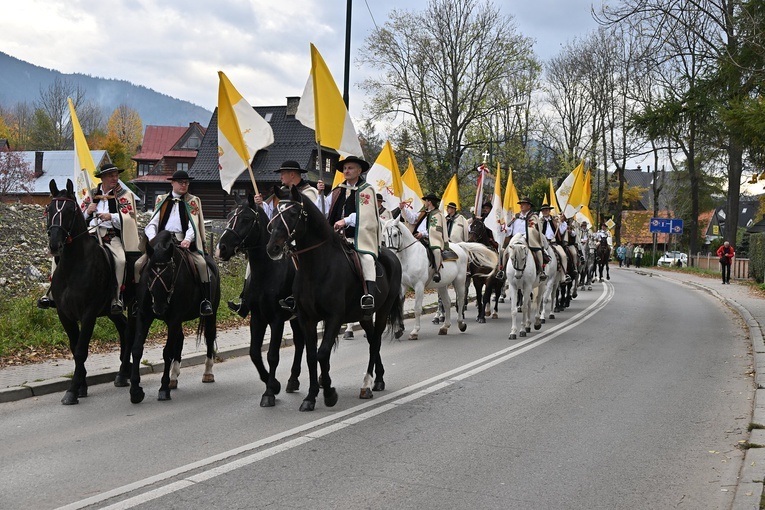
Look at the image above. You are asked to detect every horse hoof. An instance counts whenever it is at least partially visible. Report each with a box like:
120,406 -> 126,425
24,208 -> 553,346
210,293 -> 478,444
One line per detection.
409,333 -> 419,340
549,314 -> 555,320
359,388 -> 373,399
484,310 -> 491,317
431,317 -> 440,324
130,389 -> 145,404
477,317 -> 486,324
395,328 -> 404,339
114,374 -> 130,387
157,389 -> 172,401
61,391 -> 79,405
168,380 -> 178,390
299,400 -> 315,412
202,374 -> 215,383
343,331 -> 354,339
606,276 -> 610,280
438,327 -> 448,335
260,394 -> 276,407
270,379 -> 282,395
588,286 -> 592,291
286,379 -> 300,393
534,323 -> 541,331
499,297 -> 505,303
519,331 -> 526,337
525,327 -> 531,333
372,381 -> 385,391
78,386 -> 88,398
509,333 -> 517,340
516,307 -> 522,312
458,322 -> 467,332
324,388 -> 339,407
541,318 -> 546,324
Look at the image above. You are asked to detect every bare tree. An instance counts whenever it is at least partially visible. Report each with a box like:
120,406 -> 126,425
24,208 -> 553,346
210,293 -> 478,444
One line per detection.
34,76 -> 86,150
0,151 -> 34,197
358,0 -> 537,192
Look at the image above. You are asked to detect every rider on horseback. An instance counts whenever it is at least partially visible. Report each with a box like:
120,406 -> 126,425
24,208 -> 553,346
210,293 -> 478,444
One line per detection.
38,163 -> 139,314
401,192 -> 448,283
539,204 -> 571,283
141,170 -> 214,316
317,156 -> 380,310
595,222 -> 612,247
508,197 -> 547,281
446,202 -> 469,243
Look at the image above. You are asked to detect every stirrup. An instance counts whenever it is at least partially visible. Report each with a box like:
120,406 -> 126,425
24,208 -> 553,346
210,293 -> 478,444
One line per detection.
279,296 -> 296,312
110,299 -> 124,315
199,300 -> 213,317
432,272 -> 441,283
227,300 -> 248,318
37,296 -> 56,309
360,294 -> 375,310
539,271 -> 547,281
564,274 -> 572,283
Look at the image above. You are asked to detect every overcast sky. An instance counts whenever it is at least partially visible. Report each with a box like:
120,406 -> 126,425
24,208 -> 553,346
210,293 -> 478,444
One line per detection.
0,0 -> 601,121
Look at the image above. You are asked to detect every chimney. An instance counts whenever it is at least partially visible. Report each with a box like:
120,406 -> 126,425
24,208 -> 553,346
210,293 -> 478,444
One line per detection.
286,96 -> 300,116
34,151 -> 44,177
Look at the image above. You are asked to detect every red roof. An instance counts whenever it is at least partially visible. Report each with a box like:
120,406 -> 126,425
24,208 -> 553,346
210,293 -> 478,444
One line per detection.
134,126 -> 189,161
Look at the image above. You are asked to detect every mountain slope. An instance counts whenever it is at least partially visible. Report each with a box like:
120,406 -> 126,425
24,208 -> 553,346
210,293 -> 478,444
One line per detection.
0,52 -> 212,127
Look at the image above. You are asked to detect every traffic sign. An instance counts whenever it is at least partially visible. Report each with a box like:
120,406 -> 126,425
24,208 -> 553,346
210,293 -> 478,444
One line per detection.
650,217 -> 684,234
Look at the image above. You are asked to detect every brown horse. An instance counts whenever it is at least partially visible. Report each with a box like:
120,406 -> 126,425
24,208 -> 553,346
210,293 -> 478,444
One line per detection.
467,217 -> 501,323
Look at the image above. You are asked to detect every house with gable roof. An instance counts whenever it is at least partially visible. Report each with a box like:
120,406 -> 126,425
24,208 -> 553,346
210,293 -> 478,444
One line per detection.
179,96 -> 341,219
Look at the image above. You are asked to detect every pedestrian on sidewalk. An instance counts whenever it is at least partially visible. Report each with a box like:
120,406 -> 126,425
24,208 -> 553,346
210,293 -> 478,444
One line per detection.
634,245 -> 645,268
717,241 -> 735,284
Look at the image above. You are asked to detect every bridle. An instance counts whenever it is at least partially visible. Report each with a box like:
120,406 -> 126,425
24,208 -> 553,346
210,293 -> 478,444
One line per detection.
147,242 -> 184,307
223,205 -> 260,253
267,198 -> 326,266
46,196 -> 87,244
509,242 -> 528,274
384,223 -> 418,252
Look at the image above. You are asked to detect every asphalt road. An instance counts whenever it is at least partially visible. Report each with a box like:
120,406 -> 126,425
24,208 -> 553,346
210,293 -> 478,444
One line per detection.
1,270 -> 752,510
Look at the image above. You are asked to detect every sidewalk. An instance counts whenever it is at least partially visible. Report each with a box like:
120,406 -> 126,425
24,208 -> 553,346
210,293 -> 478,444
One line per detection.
0,288 -> 457,403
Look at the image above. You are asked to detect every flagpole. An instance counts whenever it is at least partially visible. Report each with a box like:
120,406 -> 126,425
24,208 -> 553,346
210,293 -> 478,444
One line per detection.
246,162 -> 259,195
317,143 -> 326,215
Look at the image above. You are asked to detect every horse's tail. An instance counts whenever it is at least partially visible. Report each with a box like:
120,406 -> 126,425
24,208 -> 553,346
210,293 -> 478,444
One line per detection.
386,290 -> 405,340
456,242 -> 500,272
195,319 -> 206,349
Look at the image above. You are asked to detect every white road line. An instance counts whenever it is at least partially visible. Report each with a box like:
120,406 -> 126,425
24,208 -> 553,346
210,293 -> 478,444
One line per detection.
58,284 -> 612,510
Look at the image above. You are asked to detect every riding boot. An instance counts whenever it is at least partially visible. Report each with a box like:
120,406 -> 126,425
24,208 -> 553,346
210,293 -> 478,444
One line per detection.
200,282 -> 214,317
361,281 -> 376,310
432,271 -> 441,283
37,294 -> 56,309
110,293 -> 124,315
227,276 -> 250,318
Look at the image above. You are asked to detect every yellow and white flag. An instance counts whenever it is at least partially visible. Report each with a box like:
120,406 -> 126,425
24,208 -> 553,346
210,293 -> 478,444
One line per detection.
295,43 -> 362,158
502,166 -> 520,222
68,97 -> 96,208
441,173 -> 460,212
575,169 -> 595,226
400,158 -> 424,216
484,164 -> 506,246
217,71 -> 274,194
556,159 -> 585,217
548,178 -> 562,212
366,140 -> 403,212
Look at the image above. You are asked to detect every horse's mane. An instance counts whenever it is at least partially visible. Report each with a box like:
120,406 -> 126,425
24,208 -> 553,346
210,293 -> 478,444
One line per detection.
150,230 -> 175,263
385,217 -> 416,242
292,189 -> 343,249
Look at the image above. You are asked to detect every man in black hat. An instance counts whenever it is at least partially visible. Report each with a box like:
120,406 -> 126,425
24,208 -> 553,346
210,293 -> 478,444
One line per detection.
595,222 -> 611,247
142,170 -> 213,316
445,202 -> 468,243
37,162 -> 139,313
401,192 -> 447,283
539,203 -> 571,283
508,197 -> 546,280
376,193 -> 393,222
316,155 -> 380,310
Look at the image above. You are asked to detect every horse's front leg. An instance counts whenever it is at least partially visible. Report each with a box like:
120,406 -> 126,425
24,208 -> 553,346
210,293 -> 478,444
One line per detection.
202,315 -> 216,384
261,320 -> 285,407
360,317 -> 382,398
59,313 -> 86,405
129,314 -> 153,404
317,319 -> 340,408
300,319 -> 320,412
158,324 -> 183,400
409,283 -> 425,340
437,287 -> 452,335
508,283 -> 520,339
110,313 -> 132,387
248,318 -> 270,391
287,318 -> 305,393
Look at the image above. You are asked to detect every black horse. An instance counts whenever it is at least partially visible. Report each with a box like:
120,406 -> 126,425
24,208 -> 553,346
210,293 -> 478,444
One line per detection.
595,240 -> 611,282
467,217 -> 501,323
129,230 -> 220,403
45,179 -> 134,405
266,185 -> 405,412
216,194 -> 306,407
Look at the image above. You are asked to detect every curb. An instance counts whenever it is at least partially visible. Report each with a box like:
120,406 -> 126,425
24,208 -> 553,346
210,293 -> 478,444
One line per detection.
0,297 -> 457,404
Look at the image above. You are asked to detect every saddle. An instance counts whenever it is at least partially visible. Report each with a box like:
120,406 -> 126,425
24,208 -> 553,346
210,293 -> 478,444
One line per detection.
443,248 -> 458,262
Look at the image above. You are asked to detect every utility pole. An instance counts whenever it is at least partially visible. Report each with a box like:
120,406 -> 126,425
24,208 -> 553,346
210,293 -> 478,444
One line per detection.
343,0 -> 352,108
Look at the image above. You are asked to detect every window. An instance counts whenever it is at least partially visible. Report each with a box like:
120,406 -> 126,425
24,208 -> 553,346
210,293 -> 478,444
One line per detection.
183,136 -> 201,149
138,163 -> 151,176
264,112 -> 273,122
176,162 -> 189,172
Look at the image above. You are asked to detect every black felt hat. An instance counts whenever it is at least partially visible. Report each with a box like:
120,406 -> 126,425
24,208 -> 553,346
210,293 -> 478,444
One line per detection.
422,192 -> 440,203
168,170 -> 193,181
517,197 -> 534,206
334,155 -> 370,173
376,193 -> 384,201
446,202 -> 458,209
274,160 -> 306,173
540,203 -> 554,210
94,163 -> 124,177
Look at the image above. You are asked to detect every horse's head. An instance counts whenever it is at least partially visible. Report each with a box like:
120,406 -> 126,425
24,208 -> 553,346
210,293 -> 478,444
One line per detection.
266,185 -> 307,260
145,230 -> 177,317
381,217 -> 407,251
468,216 -> 485,243
46,179 -> 82,256
216,194 -> 264,261
507,236 -> 529,279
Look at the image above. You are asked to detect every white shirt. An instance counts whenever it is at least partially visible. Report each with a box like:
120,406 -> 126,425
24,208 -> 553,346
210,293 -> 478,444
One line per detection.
145,193 -> 195,243
509,213 -> 529,237
88,193 -> 121,230
401,207 -> 427,237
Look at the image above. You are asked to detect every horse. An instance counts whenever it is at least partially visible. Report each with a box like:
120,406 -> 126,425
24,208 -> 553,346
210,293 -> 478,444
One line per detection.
579,236 -> 597,291
466,217 -> 501,323
215,194 -> 306,407
44,179 -> 134,405
595,240 -> 611,282
265,185 -> 405,412
129,230 -> 220,403
505,234 -> 544,339
538,238 -> 561,322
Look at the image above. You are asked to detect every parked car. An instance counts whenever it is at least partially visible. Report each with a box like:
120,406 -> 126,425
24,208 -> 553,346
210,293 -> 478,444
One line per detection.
657,251 -> 688,267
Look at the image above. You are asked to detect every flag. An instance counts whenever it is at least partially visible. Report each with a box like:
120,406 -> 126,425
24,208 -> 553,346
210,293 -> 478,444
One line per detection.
68,97 -> 96,208
473,162 -> 489,215
575,169 -> 595,225
331,170 -> 344,188
366,140 -> 404,212
484,164 -> 506,246
217,71 -> 274,194
441,174 -> 460,212
502,166 -> 520,221
548,178 -> 562,212
295,43 -> 363,158
555,159 -> 585,217
400,158 -> 424,216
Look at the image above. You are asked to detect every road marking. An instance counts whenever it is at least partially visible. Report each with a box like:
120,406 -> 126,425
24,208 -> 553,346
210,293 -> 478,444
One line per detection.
58,284 -> 613,510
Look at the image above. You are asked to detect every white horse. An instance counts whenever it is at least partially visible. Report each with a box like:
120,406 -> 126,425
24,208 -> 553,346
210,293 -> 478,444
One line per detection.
505,234 -> 544,340
382,218 -> 496,340
538,238 -> 562,322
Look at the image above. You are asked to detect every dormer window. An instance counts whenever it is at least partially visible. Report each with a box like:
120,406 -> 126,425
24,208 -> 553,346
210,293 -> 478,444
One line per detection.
264,112 -> 273,122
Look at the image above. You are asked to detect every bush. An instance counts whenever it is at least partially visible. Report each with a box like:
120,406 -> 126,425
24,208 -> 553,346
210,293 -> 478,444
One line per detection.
749,233 -> 765,283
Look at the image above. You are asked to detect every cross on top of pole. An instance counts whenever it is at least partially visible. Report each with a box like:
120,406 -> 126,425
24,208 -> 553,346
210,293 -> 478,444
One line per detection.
482,150 -> 490,163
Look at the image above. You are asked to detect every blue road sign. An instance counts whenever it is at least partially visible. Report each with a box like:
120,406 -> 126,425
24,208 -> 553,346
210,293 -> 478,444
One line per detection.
650,218 -> 684,234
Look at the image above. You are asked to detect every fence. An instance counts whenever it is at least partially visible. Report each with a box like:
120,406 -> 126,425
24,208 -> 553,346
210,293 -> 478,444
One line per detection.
690,253 -> 750,281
